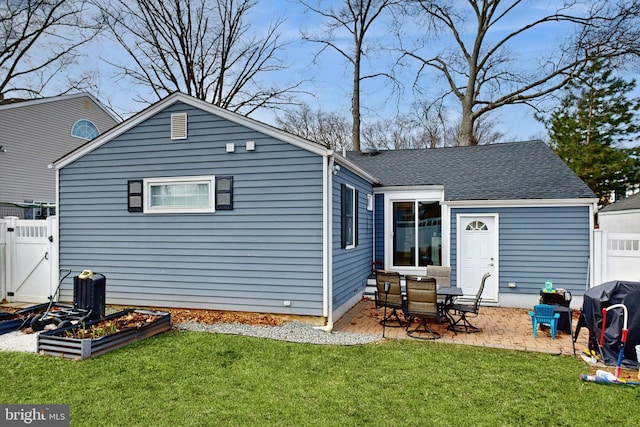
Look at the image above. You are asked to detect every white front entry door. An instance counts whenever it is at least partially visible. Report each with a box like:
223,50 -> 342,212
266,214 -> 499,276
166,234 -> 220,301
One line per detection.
457,214 -> 498,302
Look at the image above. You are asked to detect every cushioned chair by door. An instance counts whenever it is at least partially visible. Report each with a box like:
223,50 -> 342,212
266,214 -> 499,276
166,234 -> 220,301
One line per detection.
404,276 -> 440,340
374,270 -> 406,327
426,266 -> 451,288
426,265 -> 452,319
529,304 -> 560,339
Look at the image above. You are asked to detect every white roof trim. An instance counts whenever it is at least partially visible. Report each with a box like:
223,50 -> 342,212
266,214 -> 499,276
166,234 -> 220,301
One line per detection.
443,198 -> 598,208
374,185 -> 445,194
54,92 -> 332,169
598,208 -> 640,216
334,153 -> 380,184
0,92 -> 119,122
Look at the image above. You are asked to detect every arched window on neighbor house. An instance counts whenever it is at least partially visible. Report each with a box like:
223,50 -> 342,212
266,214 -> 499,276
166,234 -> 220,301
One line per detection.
71,119 -> 100,140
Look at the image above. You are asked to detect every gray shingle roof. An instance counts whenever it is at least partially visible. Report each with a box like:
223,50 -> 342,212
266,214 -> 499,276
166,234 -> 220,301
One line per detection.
599,191 -> 640,212
346,140 -> 596,201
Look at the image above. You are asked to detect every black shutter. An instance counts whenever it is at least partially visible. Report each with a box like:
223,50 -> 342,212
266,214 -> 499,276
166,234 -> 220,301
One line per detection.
128,180 -> 143,212
215,176 -> 233,210
340,184 -> 347,249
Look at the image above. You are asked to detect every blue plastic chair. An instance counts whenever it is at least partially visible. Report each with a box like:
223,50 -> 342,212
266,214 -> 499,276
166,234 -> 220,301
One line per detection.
528,304 -> 560,339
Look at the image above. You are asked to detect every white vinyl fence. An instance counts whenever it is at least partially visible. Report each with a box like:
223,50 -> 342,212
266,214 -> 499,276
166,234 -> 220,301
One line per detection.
0,216 -> 57,303
593,230 -> 640,284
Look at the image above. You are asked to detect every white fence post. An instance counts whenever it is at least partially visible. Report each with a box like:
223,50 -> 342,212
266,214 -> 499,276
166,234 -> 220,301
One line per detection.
48,215 -> 59,299
3,216 -> 18,302
0,219 -> 6,300
592,229 -> 606,286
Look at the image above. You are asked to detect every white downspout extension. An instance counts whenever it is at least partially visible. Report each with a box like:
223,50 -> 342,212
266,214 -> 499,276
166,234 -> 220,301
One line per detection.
316,154 -> 334,332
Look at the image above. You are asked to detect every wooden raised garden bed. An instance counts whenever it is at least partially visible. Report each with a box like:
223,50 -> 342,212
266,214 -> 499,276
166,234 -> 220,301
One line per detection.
37,309 -> 171,360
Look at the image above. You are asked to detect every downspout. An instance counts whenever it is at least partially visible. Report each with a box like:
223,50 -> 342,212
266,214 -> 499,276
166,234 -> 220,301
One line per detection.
316,153 -> 334,331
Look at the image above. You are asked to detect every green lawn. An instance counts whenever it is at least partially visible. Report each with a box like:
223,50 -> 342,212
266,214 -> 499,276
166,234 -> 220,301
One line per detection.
1,330 -> 637,426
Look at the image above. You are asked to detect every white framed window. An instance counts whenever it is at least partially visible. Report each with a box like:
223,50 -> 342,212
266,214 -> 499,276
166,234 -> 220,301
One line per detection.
143,176 -> 215,213
341,184 -> 357,249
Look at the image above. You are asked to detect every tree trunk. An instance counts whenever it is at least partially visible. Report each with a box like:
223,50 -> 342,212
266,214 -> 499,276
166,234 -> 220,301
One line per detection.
352,51 -> 361,152
458,104 -> 476,146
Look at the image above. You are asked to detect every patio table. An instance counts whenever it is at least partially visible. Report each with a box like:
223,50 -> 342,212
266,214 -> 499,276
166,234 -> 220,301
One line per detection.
436,287 -> 463,322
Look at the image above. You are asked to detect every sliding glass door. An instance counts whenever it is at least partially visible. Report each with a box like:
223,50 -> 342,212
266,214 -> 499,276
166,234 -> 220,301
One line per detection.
392,201 -> 441,267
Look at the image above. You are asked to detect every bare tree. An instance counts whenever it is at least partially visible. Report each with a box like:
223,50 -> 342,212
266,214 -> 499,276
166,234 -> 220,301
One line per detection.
97,0 -> 297,115
276,103 -> 352,150
300,0 -> 399,151
362,114 -> 426,149
0,0 -> 99,100
277,104 -> 428,151
402,0 -> 640,146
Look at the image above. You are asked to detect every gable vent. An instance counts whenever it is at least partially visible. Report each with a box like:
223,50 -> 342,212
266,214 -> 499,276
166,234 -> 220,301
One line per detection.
171,113 -> 187,139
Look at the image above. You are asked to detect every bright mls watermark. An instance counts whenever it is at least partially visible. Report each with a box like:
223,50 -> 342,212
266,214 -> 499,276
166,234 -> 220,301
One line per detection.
1,405 -> 69,426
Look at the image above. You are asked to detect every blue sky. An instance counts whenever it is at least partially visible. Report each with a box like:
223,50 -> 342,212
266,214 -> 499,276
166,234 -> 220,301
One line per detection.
77,1 -> 630,143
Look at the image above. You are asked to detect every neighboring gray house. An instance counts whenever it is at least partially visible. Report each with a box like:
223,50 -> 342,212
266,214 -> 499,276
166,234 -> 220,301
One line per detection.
0,93 -> 118,217
53,92 -> 598,325
347,142 -> 598,309
598,192 -> 640,233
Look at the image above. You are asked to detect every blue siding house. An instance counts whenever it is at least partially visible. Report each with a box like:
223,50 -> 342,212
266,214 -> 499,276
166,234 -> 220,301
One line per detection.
347,142 -> 598,309
54,92 -> 598,326
54,93 -> 377,327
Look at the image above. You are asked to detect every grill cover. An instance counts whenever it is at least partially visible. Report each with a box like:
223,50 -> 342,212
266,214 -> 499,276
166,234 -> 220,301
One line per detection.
582,280 -> 640,368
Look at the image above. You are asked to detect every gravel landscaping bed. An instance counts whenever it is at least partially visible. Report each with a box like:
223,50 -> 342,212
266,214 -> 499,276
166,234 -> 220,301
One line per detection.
0,331 -> 38,353
0,321 -> 381,354
175,321 -> 381,345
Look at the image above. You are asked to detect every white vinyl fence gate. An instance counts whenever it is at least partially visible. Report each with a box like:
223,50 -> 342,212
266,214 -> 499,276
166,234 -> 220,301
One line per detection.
1,216 -> 57,303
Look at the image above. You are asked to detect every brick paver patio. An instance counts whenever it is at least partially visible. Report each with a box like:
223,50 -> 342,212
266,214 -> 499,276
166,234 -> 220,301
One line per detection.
334,298 -> 588,356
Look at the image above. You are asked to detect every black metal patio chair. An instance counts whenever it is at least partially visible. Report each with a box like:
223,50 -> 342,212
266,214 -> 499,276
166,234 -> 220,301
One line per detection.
445,273 -> 491,334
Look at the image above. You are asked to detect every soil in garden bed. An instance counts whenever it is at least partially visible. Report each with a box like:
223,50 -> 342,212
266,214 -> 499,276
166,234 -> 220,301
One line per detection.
56,311 -> 163,340
107,305 -> 285,327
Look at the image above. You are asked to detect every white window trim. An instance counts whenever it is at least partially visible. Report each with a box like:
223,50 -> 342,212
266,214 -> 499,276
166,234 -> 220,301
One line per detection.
143,175 -> 215,214
345,184 -> 356,250
383,187 -> 445,275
